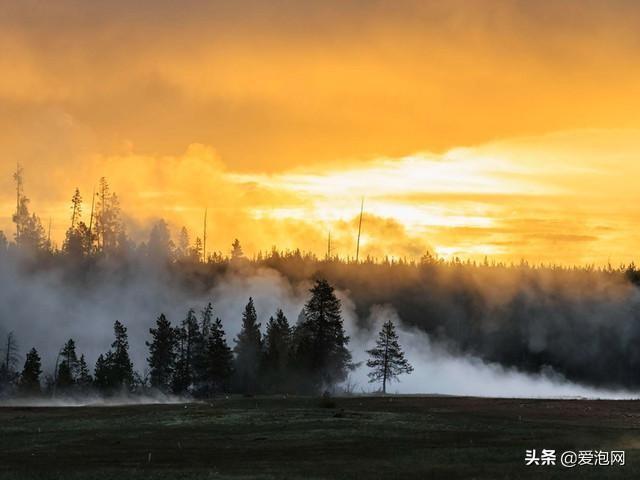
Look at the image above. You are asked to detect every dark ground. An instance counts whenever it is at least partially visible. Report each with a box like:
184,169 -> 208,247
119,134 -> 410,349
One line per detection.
0,396 -> 639,479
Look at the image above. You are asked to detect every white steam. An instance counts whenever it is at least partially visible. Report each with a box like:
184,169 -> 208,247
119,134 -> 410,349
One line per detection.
346,304 -> 638,399
1,257 -> 637,400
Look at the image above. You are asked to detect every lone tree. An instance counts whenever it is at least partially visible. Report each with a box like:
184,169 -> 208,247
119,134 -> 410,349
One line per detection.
234,297 -> 262,393
366,320 -> 413,394
146,314 -> 177,393
19,348 -> 42,395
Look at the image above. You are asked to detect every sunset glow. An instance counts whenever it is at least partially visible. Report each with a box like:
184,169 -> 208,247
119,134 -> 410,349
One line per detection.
2,1 -> 640,264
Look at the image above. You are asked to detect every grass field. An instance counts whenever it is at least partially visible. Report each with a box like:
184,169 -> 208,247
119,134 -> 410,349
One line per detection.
1,396 -> 639,479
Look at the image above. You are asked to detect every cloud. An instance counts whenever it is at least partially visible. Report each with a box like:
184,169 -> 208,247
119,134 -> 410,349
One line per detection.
3,1 -> 640,172
3,129 -> 640,264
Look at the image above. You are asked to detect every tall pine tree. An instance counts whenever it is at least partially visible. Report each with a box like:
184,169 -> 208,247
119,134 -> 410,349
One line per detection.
63,187 -> 94,259
294,279 -> 353,393
94,321 -> 134,394
262,309 -> 292,392
234,297 -> 262,394
56,339 -> 79,390
146,314 -> 177,393
205,318 -> 234,395
76,354 -> 93,393
191,303 -> 214,395
93,354 -> 110,392
19,348 -> 42,395
110,321 -> 134,390
172,309 -> 200,394
95,177 -> 123,255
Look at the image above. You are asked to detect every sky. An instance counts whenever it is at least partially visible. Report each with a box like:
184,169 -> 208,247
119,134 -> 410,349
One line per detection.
1,0 -> 640,264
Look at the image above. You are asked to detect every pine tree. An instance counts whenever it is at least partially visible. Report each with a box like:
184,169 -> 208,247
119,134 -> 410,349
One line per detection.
70,187 -> 83,228
200,303 -> 213,341
56,339 -> 79,390
14,197 -> 46,253
231,239 -> 244,260
93,354 -> 110,391
19,348 -> 42,395
192,303 -> 214,393
63,188 -> 94,258
64,220 -> 93,259
172,309 -> 200,394
177,226 -> 190,259
262,309 -> 292,392
110,321 -> 134,390
366,320 -> 413,394
12,166 -> 47,253
95,177 -> 122,254
294,279 -> 353,393
191,237 -> 203,262
147,219 -> 174,261
173,329 -> 187,394
205,318 -> 234,394
23,212 -> 47,252
76,354 -> 93,392
146,314 -> 177,392
234,297 -> 262,394
94,321 -> 135,393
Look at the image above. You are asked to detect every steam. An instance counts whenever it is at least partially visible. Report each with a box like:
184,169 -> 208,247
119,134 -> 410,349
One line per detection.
1,253 -> 638,400
347,305 -> 637,399
0,393 -> 189,408
0,258 -> 308,377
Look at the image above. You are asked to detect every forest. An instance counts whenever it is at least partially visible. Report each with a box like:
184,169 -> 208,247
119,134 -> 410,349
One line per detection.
2,169 -> 640,400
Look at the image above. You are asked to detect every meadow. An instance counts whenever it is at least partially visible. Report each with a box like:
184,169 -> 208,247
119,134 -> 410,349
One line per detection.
1,396 -> 638,479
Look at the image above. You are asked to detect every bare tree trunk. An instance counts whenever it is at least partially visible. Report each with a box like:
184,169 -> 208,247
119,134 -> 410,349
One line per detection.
203,208 -> 208,263
355,197 -> 364,262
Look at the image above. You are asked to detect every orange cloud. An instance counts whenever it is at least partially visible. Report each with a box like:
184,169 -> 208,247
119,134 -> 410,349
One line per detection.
2,2 -> 640,264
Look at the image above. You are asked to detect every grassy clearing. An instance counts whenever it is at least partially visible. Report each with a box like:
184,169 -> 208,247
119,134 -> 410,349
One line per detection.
0,396 -> 639,479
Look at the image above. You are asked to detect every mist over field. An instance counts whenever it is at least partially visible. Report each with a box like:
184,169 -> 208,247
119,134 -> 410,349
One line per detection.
2,247 -> 639,399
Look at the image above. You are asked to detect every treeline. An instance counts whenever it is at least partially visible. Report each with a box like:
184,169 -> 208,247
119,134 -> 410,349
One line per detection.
0,278 -> 412,399
5,169 -> 271,264
5,168 -> 640,277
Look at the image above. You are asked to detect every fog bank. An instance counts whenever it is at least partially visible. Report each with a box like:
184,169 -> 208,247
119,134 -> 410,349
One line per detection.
1,254 -> 639,399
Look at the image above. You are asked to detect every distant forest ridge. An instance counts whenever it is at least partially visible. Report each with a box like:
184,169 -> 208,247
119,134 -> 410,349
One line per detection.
3,168 -> 639,270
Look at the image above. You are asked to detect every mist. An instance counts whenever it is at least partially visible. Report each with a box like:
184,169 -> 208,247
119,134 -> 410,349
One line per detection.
0,256 -> 308,379
0,392 -> 189,408
2,249 -> 639,399
348,305 -> 636,399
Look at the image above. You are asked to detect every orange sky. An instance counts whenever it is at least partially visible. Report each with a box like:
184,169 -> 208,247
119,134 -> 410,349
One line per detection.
1,1 -> 640,264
